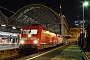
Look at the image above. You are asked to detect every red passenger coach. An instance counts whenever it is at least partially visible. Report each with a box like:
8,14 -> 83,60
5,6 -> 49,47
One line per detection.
19,25 -> 62,54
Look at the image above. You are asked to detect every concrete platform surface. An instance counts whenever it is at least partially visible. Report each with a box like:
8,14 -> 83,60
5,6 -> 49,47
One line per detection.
0,45 -> 19,51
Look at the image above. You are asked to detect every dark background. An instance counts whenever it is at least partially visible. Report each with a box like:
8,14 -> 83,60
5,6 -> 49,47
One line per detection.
0,0 -> 90,27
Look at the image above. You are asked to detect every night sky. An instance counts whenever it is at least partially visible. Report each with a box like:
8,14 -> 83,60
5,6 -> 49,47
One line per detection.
0,0 -> 90,27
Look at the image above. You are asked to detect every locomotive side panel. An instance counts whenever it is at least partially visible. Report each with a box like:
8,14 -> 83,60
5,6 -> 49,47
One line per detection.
40,30 -> 58,49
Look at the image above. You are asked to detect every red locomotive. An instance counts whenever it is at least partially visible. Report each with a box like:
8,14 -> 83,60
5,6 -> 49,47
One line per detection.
19,25 -> 62,54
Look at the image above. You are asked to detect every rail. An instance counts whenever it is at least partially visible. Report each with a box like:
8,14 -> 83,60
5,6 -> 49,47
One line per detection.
83,52 -> 90,60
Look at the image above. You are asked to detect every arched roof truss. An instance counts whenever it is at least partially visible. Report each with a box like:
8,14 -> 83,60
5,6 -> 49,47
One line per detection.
9,4 -> 60,34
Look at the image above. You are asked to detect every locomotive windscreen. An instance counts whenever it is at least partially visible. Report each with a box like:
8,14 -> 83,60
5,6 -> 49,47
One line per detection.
22,29 -> 38,34
30,29 -> 38,34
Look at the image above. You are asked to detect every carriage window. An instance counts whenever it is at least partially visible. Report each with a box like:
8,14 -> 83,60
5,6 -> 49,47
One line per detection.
30,29 -> 38,34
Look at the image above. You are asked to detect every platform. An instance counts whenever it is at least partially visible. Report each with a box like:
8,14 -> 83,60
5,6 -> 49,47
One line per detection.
0,45 -> 19,51
51,45 -> 82,60
0,44 -> 19,59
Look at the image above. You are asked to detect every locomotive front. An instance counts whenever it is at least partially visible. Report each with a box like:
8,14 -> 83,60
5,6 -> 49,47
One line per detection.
19,26 -> 41,54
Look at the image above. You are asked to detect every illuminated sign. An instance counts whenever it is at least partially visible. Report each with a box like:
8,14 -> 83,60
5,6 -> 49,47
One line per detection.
74,20 -> 86,26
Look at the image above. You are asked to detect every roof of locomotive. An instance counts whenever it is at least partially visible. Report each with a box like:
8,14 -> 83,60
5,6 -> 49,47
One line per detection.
22,25 -> 43,30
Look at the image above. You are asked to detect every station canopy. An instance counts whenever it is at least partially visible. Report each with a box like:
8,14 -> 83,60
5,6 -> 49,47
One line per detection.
9,4 -> 61,34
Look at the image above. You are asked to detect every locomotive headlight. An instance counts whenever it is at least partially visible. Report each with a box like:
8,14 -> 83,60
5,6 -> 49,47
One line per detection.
20,40 -> 24,44
28,34 -> 31,37
33,40 -> 38,44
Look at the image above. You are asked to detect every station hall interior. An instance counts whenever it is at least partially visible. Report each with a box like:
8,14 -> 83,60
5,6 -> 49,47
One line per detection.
0,3 -> 90,60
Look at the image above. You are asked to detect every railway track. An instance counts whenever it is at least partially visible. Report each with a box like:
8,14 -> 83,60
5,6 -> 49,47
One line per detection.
3,44 -> 67,60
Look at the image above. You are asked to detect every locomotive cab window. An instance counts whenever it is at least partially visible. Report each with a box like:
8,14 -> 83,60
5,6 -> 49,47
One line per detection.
22,30 -> 30,34
22,30 -> 27,34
